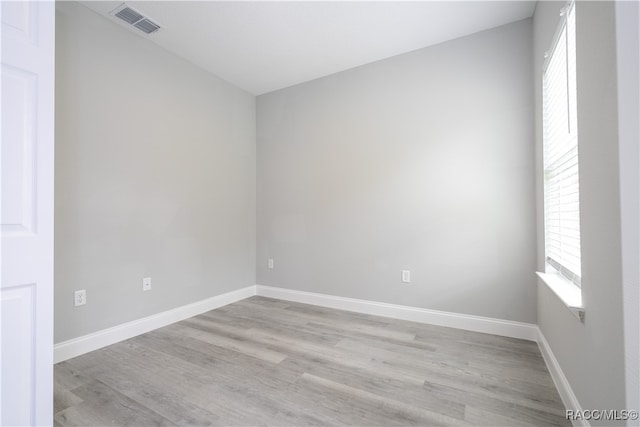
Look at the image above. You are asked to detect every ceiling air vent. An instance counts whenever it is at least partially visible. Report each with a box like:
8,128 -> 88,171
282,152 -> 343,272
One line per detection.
110,4 -> 161,35
133,19 -> 161,34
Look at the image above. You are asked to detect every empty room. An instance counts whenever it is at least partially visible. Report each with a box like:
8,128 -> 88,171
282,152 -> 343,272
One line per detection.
1,0 -> 638,426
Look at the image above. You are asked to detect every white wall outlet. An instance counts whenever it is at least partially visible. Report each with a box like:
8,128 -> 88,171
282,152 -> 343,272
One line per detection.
143,277 -> 152,291
268,259 -> 274,269
401,270 -> 411,283
74,290 -> 86,307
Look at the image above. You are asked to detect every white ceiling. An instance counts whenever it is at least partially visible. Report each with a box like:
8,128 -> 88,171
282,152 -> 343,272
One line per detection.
80,1 -> 536,95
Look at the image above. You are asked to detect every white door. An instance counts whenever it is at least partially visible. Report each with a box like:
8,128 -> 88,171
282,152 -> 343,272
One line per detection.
1,1 -> 55,425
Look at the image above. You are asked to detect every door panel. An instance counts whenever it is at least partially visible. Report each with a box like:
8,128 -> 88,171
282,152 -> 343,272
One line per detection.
2,65 -> 37,235
1,1 -> 55,425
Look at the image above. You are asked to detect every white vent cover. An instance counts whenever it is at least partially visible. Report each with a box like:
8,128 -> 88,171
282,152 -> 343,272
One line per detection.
110,4 -> 161,35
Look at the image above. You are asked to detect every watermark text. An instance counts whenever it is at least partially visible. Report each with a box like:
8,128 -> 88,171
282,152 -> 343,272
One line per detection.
566,409 -> 639,421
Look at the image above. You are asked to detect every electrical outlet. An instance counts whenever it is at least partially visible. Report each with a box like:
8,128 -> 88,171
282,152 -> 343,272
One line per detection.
268,259 -> 274,269
74,290 -> 86,307
401,270 -> 411,283
143,277 -> 152,291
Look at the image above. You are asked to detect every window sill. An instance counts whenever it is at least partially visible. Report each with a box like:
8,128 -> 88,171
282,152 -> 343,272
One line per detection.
536,271 -> 585,322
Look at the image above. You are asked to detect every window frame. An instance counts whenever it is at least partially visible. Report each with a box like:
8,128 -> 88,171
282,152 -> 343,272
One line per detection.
541,0 -> 582,288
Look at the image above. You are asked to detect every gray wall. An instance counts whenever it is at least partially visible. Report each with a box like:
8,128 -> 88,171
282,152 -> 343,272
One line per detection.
534,1 -> 627,419
55,2 -> 256,343
257,20 -> 536,323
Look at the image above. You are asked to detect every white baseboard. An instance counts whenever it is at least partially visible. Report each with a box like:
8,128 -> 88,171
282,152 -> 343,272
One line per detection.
536,328 -> 588,427
54,285 -> 256,363
255,285 -> 538,341
55,284 -> 538,364
54,281 -> 582,427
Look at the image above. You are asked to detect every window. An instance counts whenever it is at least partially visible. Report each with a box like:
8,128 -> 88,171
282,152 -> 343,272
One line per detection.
542,1 -> 581,286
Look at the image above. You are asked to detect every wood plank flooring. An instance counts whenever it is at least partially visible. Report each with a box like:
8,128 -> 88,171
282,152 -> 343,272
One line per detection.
54,296 -> 570,426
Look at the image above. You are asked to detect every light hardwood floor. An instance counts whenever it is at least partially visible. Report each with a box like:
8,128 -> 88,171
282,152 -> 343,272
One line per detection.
54,296 -> 570,426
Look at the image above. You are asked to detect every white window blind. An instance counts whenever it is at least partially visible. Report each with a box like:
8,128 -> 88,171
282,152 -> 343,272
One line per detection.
542,1 -> 581,286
